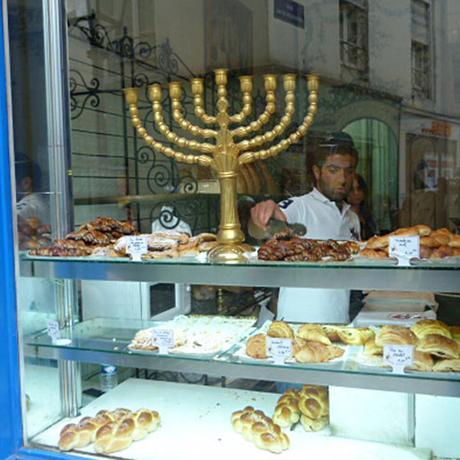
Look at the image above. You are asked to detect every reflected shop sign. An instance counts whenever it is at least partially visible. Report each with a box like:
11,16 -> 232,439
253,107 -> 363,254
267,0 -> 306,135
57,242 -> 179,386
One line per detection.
274,0 -> 305,28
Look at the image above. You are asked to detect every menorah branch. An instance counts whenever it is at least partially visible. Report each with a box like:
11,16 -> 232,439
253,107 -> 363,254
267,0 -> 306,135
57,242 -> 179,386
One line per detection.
237,74 -> 296,150
228,76 -> 253,124
169,82 -> 217,139
149,84 -> 215,155
124,88 -> 212,168
231,74 -> 277,138
238,74 -> 319,165
191,77 -> 217,124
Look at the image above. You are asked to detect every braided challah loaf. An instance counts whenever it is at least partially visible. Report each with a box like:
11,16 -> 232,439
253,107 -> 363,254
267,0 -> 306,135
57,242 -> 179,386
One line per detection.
231,406 -> 290,454
58,407 -> 160,454
297,385 -> 329,432
272,389 -> 301,429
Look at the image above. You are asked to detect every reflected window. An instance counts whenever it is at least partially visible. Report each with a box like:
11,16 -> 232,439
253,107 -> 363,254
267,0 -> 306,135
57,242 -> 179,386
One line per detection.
411,0 -> 432,99
339,0 -> 369,79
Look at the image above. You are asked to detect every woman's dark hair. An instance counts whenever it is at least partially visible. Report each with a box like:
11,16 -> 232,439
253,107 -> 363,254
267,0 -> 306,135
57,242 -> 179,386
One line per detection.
355,173 -> 368,195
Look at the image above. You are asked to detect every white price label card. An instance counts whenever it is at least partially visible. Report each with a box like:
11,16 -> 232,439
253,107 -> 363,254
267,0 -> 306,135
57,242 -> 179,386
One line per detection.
47,320 -> 60,344
152,329 -> 175,354
384,344 -> 414,374
126,236 -> 148,261
389,236 -> 420,266
268,338 -> 292,364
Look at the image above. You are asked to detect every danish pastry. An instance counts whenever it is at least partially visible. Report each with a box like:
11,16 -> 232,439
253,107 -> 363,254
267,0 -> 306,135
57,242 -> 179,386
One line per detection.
416,334 -> 459,359
363,337 -> 383,356
408,351 -> 434,372
336,327 -> 374,345
432,359 -> 460,372
375,325 -> 417,346
411,319 -> 451,340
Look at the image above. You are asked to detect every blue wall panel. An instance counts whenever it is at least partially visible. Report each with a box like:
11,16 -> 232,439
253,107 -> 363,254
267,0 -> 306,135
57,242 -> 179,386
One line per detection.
0,4 -> 23,459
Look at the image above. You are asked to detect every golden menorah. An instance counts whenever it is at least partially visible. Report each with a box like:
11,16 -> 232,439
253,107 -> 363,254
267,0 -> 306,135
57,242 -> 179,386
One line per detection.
124,69 -> 319,263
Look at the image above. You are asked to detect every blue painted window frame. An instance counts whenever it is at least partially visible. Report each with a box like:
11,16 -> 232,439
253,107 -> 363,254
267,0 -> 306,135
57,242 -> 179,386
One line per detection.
0,6 -> 84,460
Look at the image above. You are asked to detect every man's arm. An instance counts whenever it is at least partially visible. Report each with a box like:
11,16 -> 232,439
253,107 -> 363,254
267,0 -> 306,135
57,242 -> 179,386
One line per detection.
248,200 -> 287,238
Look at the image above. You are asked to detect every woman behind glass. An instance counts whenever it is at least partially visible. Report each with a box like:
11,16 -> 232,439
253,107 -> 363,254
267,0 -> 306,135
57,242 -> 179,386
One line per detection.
348,174 -> 378,241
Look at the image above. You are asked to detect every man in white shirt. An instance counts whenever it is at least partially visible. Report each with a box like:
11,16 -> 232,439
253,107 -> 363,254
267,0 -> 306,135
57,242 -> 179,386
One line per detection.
250,133 -> 361,324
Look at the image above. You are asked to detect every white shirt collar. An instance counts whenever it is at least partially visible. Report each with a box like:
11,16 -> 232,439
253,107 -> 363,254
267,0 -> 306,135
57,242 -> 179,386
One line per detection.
311,187 -> 351,215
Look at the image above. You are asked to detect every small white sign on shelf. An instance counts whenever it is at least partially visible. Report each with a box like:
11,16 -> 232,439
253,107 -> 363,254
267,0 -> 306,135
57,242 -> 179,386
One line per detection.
126,236 -> 149,261
152,329 -> 175,354
47,320 -> 60,344
268,337 -> 292,364
384,344 -> 414,374
389,236 -> 420,266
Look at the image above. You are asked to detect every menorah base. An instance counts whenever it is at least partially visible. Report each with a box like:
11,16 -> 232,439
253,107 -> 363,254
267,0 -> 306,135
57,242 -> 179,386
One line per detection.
207,243 -> 249,264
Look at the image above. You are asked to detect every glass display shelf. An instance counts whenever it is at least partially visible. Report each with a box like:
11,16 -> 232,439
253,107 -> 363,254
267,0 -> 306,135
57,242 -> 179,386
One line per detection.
24,318 -> 460,397
20,254 -> 460,292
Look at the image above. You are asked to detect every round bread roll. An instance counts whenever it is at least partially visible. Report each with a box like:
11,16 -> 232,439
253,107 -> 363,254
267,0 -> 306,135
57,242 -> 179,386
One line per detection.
448,235 -> 460,248
430,245 -> 454,259
433,233 -> 452,246
420,245 -> 433,259
365,235 -> 388,249
420,236 -> 441,248
414,224 -> 432,236
391,227 -> 419,237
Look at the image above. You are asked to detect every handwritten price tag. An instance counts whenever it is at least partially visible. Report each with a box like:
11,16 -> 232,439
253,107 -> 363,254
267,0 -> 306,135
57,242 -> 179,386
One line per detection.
126,236 -> 148,261
268,338 -> 292,364
389,236 -> 420,266
47,320 -> 60,344
152,329 -> 175,354
384,344 -> 414,374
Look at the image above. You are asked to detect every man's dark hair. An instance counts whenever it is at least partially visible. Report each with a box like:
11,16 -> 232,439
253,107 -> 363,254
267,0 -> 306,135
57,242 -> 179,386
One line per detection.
313,132 -> 359,167
15,153 -> 42,189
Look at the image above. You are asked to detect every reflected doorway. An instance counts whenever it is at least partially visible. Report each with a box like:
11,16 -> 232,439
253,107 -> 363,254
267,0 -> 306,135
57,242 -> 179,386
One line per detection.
343,118 -> 398,234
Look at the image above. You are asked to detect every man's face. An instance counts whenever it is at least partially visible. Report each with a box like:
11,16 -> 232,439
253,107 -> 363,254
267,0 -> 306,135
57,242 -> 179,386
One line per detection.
313,153 -> 356,202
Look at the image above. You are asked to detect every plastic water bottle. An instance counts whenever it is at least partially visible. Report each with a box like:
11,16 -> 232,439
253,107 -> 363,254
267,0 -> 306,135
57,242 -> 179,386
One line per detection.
100,364 -> 118,392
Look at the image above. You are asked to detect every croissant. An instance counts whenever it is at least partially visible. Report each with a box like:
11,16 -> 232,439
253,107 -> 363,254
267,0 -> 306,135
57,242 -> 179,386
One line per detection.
300,414 -> 329,432
411,319 -> 451,340
267,321 -> 294,339
294,341 -> 333,363
246,333 -> 268,359
416,334 -> 460,359
336,327 -> 374,345
297,324 -> 331,345
408,351 -> 434,372
432,359 -> 460,372
375,325 -> 417,346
